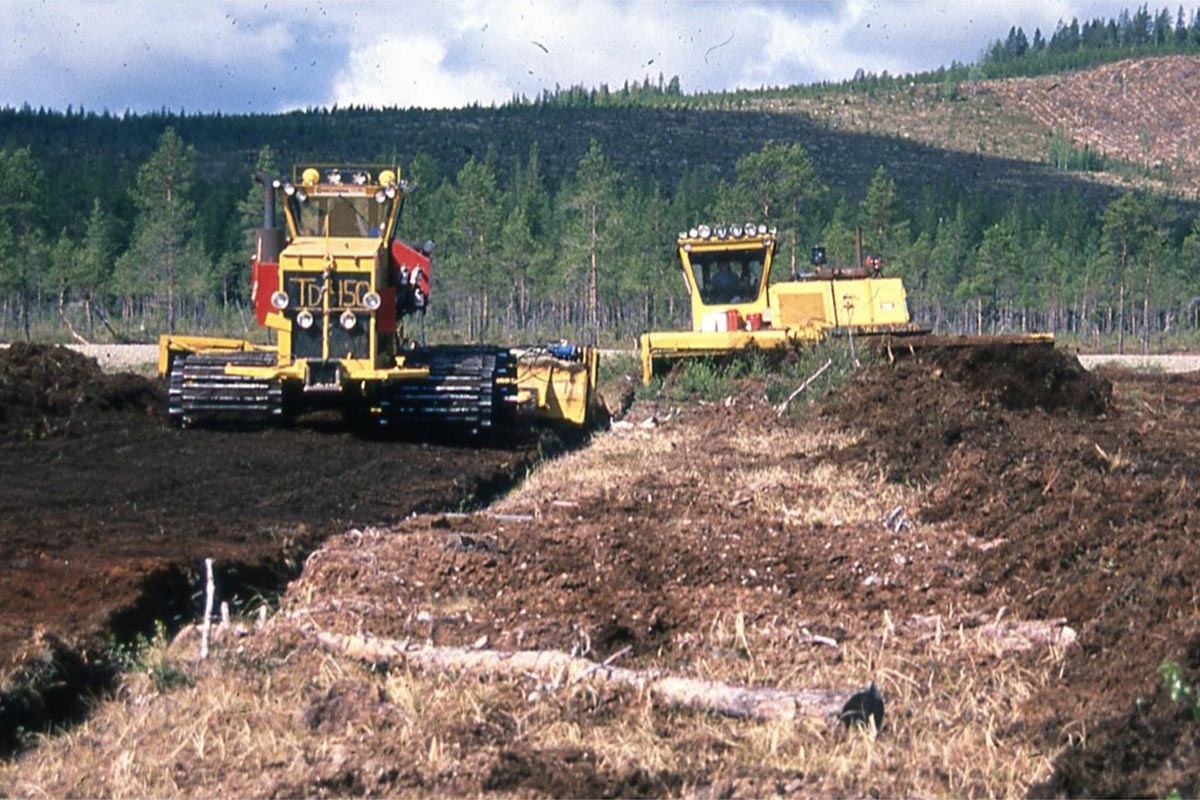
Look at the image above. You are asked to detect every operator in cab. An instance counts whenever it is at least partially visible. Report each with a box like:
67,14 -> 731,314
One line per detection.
710,261 -> 740,303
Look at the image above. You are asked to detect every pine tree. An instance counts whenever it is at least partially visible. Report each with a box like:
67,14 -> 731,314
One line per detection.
448,155 -> 500,339
77,199 -> 116,337
730,142 -> 825,275
123,127 -> 208,334
1099,193 -> 1155,353
0,147 -> 44,340
561,140 -> 619,343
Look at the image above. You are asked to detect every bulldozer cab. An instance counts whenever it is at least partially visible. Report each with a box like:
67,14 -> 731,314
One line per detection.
281,166 -> 403,244
296,195 -> 387,238
690,252 -> 765,305
678,225 -> 777,332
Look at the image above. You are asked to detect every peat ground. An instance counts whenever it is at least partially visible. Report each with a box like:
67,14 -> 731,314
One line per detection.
2,342 -> 1199,796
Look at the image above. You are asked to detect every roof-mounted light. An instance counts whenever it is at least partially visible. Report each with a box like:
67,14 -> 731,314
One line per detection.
688,227 -> 699,238
697,225 -> 711,239
374,189 -> 387,204
283,182 -> 296,196
378,169 -> 396,187
352,171 -> 369,185
757,224 -> 768,235
301,168 -> 319,185
730,224 -> 743,238
715,225 -> 728,238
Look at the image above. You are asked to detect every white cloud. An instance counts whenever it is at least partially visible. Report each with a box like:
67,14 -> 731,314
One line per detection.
331,32 -> 510,109
0,0 -> 1165,113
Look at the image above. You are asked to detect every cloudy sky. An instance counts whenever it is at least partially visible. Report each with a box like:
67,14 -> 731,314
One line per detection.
3,1 -> 1143,114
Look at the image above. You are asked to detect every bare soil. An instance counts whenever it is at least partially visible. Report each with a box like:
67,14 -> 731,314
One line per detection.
0,344 -> 538,748
827,343 -> 1200,797
4,341 -> 1200,797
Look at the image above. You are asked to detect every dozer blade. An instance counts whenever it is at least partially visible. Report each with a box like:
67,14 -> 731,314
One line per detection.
874,332 -> 1055,357
513,345 -> 599,428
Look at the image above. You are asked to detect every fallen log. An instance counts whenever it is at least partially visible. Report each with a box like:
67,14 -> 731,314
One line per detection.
310,628 -> 869,723
904,614 -> 1077,654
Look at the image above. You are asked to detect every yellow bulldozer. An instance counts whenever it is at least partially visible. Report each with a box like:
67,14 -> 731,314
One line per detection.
638,223 -> 922,383
159,165 -> 597,434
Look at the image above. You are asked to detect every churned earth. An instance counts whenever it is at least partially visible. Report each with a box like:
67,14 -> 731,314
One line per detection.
1,341 -> 1199,797
0,343 -> 539,752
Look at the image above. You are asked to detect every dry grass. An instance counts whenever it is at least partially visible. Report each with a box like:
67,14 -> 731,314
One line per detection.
0,398 -> 1066,797
1,624 -> 1060,798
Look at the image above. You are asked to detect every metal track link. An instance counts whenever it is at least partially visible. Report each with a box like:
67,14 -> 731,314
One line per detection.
378,346 -> 515,430
168,351 -> 283,427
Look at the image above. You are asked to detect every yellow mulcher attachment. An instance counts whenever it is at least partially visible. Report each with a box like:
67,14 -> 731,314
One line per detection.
639,224 -> 919,384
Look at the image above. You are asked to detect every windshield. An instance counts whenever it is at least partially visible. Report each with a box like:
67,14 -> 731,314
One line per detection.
690,250 -> 765,305
296,196 -> 390,239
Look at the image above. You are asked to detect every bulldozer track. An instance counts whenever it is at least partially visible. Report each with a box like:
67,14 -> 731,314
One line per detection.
378,346 -> 516,431
168,351 -> 284,426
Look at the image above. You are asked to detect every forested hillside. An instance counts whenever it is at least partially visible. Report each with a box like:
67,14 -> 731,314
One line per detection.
2,19 -> 1200,352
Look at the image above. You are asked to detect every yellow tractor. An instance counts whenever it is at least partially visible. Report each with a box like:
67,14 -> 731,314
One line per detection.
638,224 -> 920,383
159,165 -> 597,434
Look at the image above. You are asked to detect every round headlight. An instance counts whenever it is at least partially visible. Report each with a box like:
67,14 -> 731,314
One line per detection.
746,222 -> 757,236
296,188 -> 308,202
270,290 -> 289,310
339,310 -> 357,330
715,225 -> 728,238
697,225 -> 711,239
283,182 -> 296,196
296,309 -> 314,329
363,291 -> 382,311
385,185 -> 397,198
757,224 -> 768,235
688,227 -> 699,238
730,224 -> 743,238
374,189 -> 386,204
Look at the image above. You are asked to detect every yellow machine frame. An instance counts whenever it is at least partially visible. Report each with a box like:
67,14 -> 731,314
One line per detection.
639,226 -> 915,384
159,164 -> 598,430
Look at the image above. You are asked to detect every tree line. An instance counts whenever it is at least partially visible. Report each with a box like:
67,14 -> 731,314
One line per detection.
2,128 -> 1200,353
981,4 -> 1200,77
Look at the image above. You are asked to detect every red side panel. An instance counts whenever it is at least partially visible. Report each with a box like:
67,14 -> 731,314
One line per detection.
377,287 -> 397,335
252,259 -> 279,327
389,240 -> 431,312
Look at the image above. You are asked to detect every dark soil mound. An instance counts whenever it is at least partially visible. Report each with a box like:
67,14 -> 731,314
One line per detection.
0,343 -> 161,440
832,344 -> 1200,796
921,341 -> 1111,415
825,342 -> 1110,485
